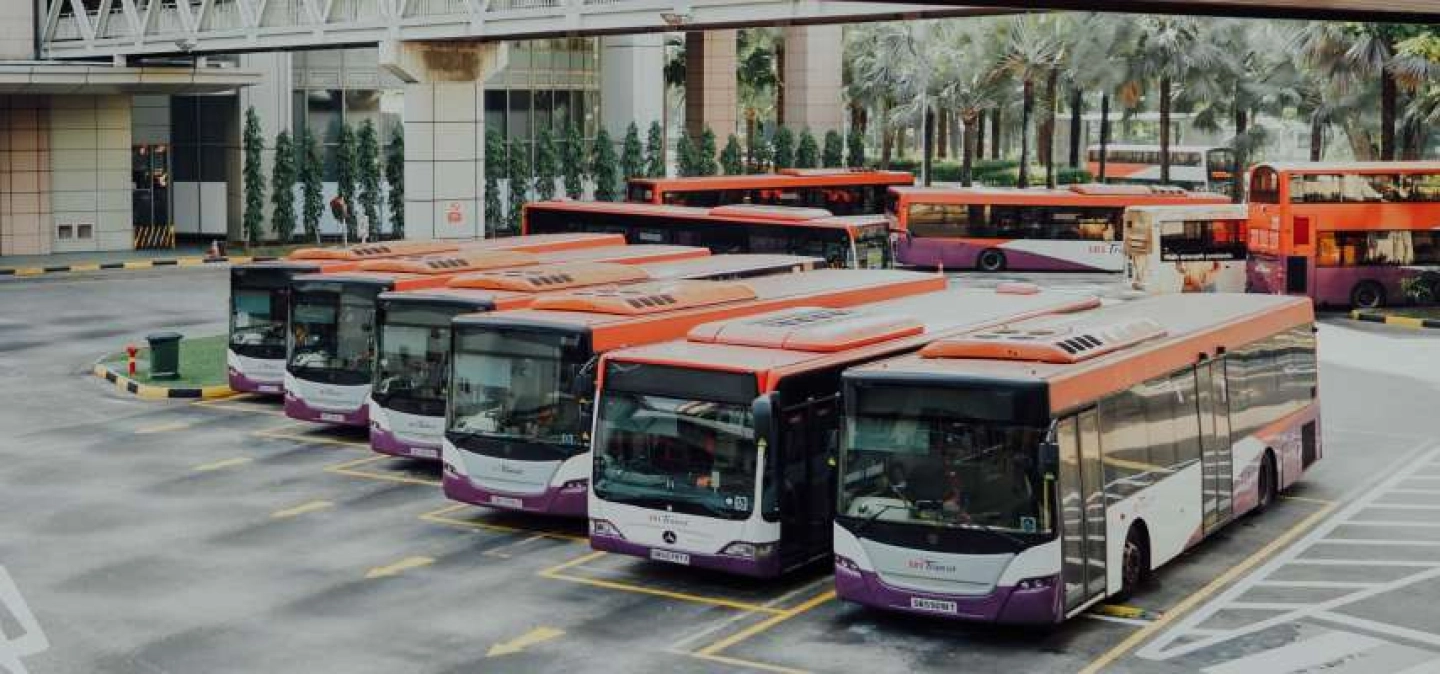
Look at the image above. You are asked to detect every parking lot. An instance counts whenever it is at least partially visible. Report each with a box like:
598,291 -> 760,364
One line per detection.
4,266 -> 1440,673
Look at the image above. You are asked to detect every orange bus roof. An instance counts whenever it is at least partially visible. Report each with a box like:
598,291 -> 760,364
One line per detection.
295,244 -> 707,293
286,232 -> 624,261
599,287 -> 1102,393
523,200 -> 889,231
1256,160 -> 1440,176
454,269 -> 947,352
628,170 -> 913,191
861,293 -> 1313,414
888,184 -> 1230,206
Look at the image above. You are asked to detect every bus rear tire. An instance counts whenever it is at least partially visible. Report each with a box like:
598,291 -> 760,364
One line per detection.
1351,281 -> 1386,310
1118,525 -> 1150,602
977,249 -> 1007,273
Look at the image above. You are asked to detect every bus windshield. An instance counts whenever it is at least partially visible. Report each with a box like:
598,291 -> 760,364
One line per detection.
289,284 -> 378,385
854,224 -> 892,269
594,392 -> 757,520
840,385 -> 1050,536
373,305 -> 457,417
231,287 -> 287,360
449,328 -> 589,457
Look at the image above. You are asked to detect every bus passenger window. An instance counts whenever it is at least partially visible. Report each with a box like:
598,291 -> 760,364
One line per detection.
1250,168 -> 1280,203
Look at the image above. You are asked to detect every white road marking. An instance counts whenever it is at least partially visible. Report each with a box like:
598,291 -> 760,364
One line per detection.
1199,631 -> 1386,674
1138,442 -> 1440,663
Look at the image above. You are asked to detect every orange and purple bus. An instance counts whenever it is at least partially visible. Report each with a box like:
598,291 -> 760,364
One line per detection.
1086,144 -> 1238,195
284,243 -> 706,427
626,168 -> 913,213
888,184 -> 1229,272
368,254 -> 819,461
228,234 -> 623,394
523,201 -> 893,269
442,269 -> 946,518
587,286 -> 1100,577
1245,161 -> 1440,308
835,293 -> 1318,623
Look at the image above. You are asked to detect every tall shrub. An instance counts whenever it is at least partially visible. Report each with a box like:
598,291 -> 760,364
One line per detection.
298,128 -> 323,244
591,128 -> 620,202
484,129 -> 505,234
771,126 -> 795,170
822,130 -> 844,168
385,129 -> 404,239
675,130 -> 697,177
621,122 -> 645,180
507,142 -> 530,234
241,107 -> 265,248
561,122 -> 585,199
269,130 -> 296,242
719,135 -> 743,175
356,120 -> 382,240
795,129 -> 819,169
697,127 -> 719,176
644,121 -> 665,178
535,128 -> 559,201
846,130 -> 865,168
335,123 -> 358,242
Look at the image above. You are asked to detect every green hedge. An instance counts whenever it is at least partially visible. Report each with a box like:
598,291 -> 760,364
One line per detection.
874,159 -> 1091,186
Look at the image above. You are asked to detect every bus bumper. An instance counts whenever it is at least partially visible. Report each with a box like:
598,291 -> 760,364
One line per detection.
833,560 -> 1061,624
440,471 -> 588,518
225,351 -> 284,394
368,403 -> 443,461
228,368 -> 283,394
283,394 -> 368,427
588,534 -> 782,578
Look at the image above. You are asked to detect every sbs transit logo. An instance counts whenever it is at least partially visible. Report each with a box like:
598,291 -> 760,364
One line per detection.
0,565 -> 48,674
906,559 -> 959,575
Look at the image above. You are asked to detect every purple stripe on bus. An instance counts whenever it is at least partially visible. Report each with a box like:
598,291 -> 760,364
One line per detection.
441,473 -> 587,518
227,367 -> 282,395
589,536 -> 783,578
896,239 -> 1109,272
369,424 -> 441,461
283,395 -> 368,427
833,563 -> 1061,624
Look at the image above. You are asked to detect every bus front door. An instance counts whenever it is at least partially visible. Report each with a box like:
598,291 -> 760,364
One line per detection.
777,396 -> 840,571
1058,409 -> 1107,614
1197,361 -> 1234,532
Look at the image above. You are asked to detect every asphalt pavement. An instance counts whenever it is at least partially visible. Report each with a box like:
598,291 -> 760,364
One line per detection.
1,267 -> 1438,674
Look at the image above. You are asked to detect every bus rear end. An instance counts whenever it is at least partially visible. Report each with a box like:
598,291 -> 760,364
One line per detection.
1123,204 -> 1249,294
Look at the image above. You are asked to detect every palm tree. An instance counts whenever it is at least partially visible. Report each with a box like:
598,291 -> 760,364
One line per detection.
1392,33 -> 1439,159
1062,14 -> 1135,182
1123,16 -> 1226,185
995,16 -> 1063,189
935,24 -> 1004,186
1296,23 -> 1431,161
737,28 -> 780,154
846,22 -> 914,169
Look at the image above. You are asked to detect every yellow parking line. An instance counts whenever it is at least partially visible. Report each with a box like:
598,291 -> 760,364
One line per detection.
1280,495 -> 1333,506
418,504 -> 586,542
193,456 -> 252,472
325,455 -> 441,487
192,396 -> 287,417
695,590 -> 836,656
365,555 -> 435,579
1076,500 -> 1338,674
271,500 -> 334,519
253,424 -> 370,449
691,652 -> 812,674
136,421 -> 192,434
537,550 -> 787,615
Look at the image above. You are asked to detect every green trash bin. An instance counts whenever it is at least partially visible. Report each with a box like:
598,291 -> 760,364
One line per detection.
147,332 -> 183,380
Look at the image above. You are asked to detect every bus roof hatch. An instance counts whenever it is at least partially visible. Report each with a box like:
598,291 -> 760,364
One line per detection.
447,262 -> 650,291
357,250 -> 538,274
530,280 -> 757,315
288,241 -> 458,261
920,316 -> 1166,364
688,307 -> 924,352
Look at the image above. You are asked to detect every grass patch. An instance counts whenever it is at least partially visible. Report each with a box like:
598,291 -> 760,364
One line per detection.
102,334 -> 229,388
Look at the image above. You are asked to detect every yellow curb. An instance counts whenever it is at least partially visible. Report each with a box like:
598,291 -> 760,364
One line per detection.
200,384 -> 237,399
122,260 -> 153,270
14,267 -> 44,276
229,256 -> 253,264
70,263 -> 101,272
178,257 -> 206,267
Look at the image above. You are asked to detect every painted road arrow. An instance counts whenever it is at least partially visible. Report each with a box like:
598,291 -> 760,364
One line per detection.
487,626 -> 565,657
364,556 -> 435,579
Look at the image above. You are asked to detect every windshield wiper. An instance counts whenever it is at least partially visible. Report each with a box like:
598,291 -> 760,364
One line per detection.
849,502 -> 908,538
956,518 -> 1027,551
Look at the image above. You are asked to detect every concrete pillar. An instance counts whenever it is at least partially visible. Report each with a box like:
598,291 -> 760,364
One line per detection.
0,0 -> 33,60
601,34 -> 664,144
781,25 -> 844,137
50,94 -> 132,253
684,30 -> 737,140
0,96 -> 53,256
382,40 -> 506,240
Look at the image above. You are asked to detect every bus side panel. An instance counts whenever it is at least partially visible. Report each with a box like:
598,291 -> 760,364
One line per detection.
1231,405 -> 1320,516
1314,266 -> 1414,308
1105,464 -> 1204,593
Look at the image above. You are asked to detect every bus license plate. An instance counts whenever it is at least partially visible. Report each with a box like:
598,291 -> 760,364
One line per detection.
650,549 -> 690,566
320,413 -> 346,423
409,447 -> 438,460
258,385 -> 279,393
489,495 -> 523,509
910,597 -> 958,614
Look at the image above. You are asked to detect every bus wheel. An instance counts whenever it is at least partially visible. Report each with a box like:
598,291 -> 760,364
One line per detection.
1254,451 -> 1278,514
977,249 -> 1007,272
1350,281 -> 1386,309
1118,525 -> 1149,601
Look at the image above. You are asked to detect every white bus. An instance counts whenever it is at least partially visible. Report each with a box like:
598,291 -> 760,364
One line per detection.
587,287 -> 1099,577
835,293 -> 1319,623
1124,204 -> 1250,295
1088,144 -> 1238,195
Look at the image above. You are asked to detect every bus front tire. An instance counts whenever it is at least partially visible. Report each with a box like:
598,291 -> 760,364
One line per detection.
1118,525 -> 1150,602
1254,451 -> 1278,514
1350,281 -> 1386,310
977,249 -> 1007,273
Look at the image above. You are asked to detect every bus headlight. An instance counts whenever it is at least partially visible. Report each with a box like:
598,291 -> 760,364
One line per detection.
591,519 -> 624,539
559,479 -> 589,494
1015,576 -> 1056,591
834,555 -> 862,576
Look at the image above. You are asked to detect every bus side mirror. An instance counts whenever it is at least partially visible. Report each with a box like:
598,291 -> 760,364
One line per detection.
753,394 -> 781,521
